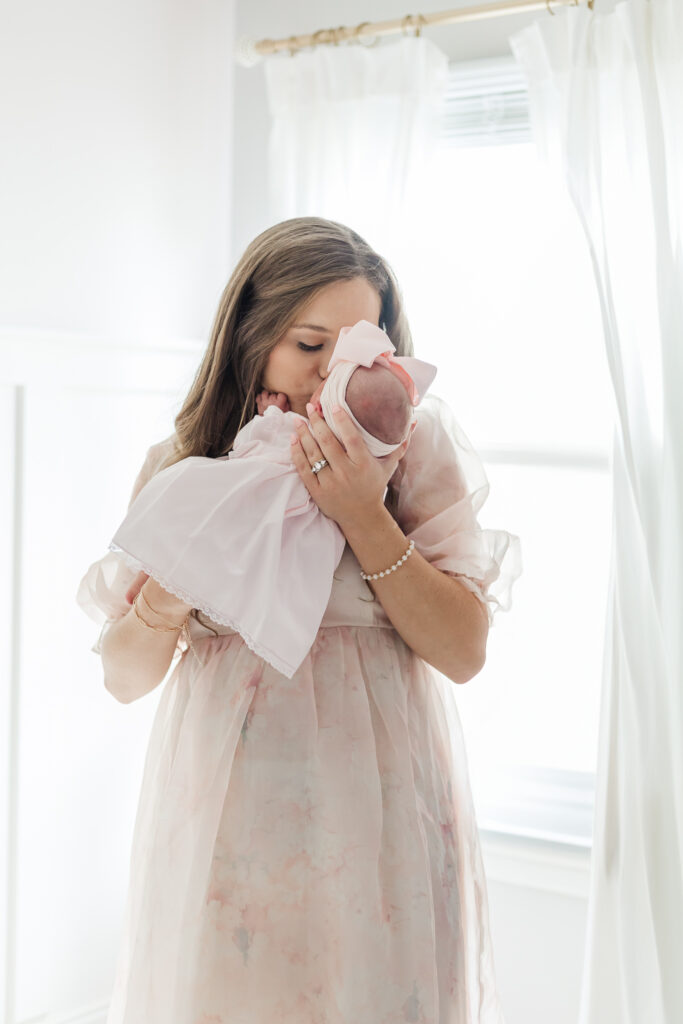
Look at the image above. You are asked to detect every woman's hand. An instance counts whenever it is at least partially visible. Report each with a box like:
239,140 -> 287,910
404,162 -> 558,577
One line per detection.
125,571 -> 149,605
125,570 -> 192,619
290,403 -> 415,529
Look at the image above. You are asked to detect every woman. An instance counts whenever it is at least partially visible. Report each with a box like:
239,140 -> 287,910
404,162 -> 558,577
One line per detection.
77,215 -> 521,1023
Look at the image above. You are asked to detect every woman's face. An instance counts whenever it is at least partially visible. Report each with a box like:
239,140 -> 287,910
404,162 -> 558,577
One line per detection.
262,277 -> 382,418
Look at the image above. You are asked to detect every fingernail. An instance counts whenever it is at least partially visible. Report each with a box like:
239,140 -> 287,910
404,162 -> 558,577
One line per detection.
306,402 -> 314,416
290,433 -> 298,444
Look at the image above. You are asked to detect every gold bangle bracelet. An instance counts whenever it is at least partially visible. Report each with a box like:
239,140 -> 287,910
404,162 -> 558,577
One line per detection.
139,585 -> 189,630
132,589 -> 205,669
132,591 -> 185,632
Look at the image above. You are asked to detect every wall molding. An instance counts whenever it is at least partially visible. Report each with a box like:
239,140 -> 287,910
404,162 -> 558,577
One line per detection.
0,327 -> 205,391
1,328 -> 202,1024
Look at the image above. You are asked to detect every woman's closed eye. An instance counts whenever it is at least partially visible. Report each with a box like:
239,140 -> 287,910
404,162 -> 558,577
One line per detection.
298,342 -> 323,352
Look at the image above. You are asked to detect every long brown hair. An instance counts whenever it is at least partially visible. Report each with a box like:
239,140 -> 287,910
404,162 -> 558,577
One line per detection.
161,216 -> 414,520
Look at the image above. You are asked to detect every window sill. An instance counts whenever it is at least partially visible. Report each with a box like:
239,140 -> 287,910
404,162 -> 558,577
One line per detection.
479,826 -> 592,899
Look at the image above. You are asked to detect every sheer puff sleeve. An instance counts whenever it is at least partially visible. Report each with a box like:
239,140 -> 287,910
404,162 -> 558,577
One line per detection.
75,435 -> 178,654
392,394 -> 522,628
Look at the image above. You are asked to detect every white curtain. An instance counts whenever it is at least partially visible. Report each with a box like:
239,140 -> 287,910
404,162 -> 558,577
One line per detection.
510,2 -> 683,1022
262,35 -> 448,255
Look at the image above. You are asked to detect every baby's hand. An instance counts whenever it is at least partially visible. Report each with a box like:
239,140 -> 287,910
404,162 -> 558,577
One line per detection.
256,390 -> 290,415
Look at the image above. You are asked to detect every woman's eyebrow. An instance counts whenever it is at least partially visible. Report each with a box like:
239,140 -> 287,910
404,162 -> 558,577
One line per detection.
292,323 -> 333,334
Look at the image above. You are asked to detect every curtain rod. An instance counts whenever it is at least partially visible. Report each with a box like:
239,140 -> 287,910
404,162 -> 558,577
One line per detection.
235,0 -> 593,65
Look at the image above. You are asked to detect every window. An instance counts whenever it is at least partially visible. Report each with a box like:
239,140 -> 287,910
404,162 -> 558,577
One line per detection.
391,56 -> 613,846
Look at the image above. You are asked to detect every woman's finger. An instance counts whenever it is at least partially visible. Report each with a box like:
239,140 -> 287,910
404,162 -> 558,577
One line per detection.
289,430 -> 318,496
125,570 -> 149,604
325,405 -> 369,464
294,420 -> 322,462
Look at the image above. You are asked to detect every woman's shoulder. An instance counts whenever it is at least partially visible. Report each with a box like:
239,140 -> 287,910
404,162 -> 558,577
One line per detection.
414,392 -> 462,430
387,395 -> 442,491
146,432 -> 179,467
388,392 -> 482,498
396,393 -> 454,465
413,392 -> 447,429
129,432 -> 179,506
411,393 -> 480,462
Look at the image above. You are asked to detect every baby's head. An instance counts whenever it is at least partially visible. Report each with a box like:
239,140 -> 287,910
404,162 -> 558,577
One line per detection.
345,364 -> 413,444
317,363 -> 413,446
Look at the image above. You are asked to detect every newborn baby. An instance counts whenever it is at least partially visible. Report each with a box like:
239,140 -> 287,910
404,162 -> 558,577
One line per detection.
257,359 -> 416,464
108,320 -> 437,677
263,359 -> 416,447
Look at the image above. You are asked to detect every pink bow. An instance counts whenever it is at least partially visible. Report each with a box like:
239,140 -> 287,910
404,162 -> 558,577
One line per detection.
327,320 -> 437,405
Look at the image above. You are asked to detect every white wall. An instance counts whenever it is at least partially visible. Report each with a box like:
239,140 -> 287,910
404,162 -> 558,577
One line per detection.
2,332 -> 205,1024
1,3 -> 235,1022
231,4 -> 595,1024
1,0 -> 235,343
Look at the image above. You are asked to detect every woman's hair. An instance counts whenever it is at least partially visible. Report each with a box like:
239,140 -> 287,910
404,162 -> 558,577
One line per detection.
160,216 -> 414,520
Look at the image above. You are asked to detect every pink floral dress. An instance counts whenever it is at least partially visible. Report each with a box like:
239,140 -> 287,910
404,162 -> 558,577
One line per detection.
76,393 -> 522,1024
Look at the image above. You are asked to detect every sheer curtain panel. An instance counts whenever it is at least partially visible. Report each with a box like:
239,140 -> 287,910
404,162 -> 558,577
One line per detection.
510,2 -> 683,1022
263,35 -> 448,250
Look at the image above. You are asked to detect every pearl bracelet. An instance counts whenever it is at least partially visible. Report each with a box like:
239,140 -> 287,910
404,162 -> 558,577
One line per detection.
360,539 -> 415,581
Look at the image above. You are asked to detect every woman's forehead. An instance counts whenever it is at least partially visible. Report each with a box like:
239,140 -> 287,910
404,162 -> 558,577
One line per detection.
294,279 -> 381,324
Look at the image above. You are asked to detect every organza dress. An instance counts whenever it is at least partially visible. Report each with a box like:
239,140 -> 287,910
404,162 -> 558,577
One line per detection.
76,393 -> 522,1024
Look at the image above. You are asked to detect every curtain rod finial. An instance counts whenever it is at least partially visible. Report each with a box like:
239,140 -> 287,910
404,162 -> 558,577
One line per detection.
235,36 -> 263,68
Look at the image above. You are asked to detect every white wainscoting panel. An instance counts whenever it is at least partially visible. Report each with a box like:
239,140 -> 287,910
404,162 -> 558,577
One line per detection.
1,329 -> 203,1024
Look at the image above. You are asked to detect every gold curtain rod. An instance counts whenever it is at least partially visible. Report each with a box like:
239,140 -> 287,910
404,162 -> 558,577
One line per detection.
239,0 -> 593,62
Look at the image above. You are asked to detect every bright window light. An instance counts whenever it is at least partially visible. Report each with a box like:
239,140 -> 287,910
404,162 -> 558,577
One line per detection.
382,61 -> 614,843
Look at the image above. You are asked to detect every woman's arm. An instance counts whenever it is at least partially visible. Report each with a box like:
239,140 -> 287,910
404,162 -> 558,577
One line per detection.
341,504 -> 489,685
100,578 -> 192,703
289,400 -> 491,683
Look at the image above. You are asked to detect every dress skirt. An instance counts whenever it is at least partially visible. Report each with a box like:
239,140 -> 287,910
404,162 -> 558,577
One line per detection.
103,581 -> 505,1023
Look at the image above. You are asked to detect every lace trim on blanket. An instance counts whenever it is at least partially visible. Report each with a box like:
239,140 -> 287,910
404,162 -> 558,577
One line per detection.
107,543 -> 298,676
